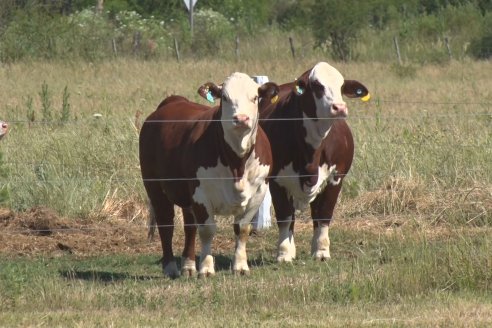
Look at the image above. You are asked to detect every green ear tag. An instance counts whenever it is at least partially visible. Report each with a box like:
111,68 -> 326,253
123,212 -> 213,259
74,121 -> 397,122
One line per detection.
206,91 -> 215,103
295,85 -> 304,95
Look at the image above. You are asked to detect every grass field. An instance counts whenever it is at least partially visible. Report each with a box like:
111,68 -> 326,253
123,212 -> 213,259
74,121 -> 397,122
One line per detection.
0,58 -> 491,326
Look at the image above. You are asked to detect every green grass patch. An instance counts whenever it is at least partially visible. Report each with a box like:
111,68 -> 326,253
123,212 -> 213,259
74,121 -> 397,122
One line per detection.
1,227 -> 491,326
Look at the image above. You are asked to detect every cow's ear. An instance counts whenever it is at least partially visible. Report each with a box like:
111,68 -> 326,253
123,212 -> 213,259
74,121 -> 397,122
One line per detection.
197,82 -> 222,103
342,80 -> 371,101
258,82 -> 280,104
294,78 -> 307,96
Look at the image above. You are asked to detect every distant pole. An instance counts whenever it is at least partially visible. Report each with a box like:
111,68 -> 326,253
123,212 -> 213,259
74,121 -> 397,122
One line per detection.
189,0 -> 194,38
393,36 -> 402,65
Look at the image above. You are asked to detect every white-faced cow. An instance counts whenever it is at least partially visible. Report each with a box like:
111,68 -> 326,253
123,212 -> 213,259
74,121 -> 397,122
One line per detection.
260,62 -> 369,262
139,72 -> 279,278
0,121 -> 8,140
200,63 -> 369,262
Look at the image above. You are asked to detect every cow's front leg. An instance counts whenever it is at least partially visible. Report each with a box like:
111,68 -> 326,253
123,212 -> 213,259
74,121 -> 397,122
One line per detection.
310,183 -> 341,260
232,222 -> 251,275
197,218 -> 216,278
276,215 -> 296,262
181,207 -> 197,277
311,220 -> 331,260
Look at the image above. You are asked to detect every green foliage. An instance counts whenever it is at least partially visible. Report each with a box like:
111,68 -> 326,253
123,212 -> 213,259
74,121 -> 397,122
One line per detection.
60,86 -> 71,123
199,0 -> 273,33
0,228 -> 491,326
25,95 -> 35,123
39,81 -> 52,122
469,13 -> 492,59
191,9 -> 235,56
0,0 -> 490,62
311,0 -> 369,61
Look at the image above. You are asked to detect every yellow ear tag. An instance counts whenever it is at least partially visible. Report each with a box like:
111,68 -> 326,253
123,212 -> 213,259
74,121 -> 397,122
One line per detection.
271,95 -> 279,104
361,93 -> 371,102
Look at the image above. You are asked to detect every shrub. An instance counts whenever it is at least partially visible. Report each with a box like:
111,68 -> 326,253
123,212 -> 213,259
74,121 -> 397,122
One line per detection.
190,9 -> 235,56
468,13 -> 492,59
112,10 -> 173,58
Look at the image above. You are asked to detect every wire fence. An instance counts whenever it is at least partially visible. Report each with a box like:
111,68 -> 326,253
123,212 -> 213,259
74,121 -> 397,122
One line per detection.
1,101 -> 490,236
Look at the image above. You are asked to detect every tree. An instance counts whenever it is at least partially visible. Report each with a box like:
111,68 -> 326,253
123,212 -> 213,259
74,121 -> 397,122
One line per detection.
311,0 -> 369,61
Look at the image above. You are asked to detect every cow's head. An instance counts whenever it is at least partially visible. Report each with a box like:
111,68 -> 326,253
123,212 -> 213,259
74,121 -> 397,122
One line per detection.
294,62 -> 369,118
198,73 -> 279,157
0,121 -> 8,140
293,62 -> 369,148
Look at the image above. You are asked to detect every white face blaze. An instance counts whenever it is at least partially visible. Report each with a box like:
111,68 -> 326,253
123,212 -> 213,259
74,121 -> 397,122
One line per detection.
220,72 -> 261,157
303,62 -> 347,149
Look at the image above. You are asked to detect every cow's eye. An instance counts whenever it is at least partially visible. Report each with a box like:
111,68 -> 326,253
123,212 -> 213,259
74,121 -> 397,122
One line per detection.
222,94 -> 229,102
252,95 -> 258,103
311,80 -> 324,92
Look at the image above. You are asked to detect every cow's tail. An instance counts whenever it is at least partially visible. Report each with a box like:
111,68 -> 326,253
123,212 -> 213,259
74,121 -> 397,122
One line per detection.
147,202 -> 157,241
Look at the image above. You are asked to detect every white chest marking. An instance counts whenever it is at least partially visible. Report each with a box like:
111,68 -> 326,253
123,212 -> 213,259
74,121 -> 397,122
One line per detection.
276,163 -> 339,209
192,151 -> 270,223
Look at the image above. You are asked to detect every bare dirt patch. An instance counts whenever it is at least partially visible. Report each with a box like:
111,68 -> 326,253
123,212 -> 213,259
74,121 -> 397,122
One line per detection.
0,206 -> 162,257
0,206 -> 242,258
1,205 -> 488,258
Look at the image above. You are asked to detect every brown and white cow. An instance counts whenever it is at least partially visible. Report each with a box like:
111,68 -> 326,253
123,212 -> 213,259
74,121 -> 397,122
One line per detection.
139,72 -> 279,278
0,121 -> 8,140
259,62 -> 369,262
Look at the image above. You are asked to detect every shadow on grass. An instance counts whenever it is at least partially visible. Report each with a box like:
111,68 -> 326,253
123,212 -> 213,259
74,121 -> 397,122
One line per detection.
152,253 -> 276,272
58,253 -> 276,283
59,269 -> 162,283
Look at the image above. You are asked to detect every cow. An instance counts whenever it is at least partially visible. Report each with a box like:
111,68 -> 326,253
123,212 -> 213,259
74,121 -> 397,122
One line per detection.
139,72 -> 279,278
0,121 -> 8,140
259,62 -> 369,262
198,62 -> 369,263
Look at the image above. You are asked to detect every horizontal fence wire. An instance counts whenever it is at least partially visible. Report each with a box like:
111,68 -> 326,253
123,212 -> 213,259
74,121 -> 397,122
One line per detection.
3,112 -> 492,125
1,105 -> 490,235
3,208 -> 490,235
2,168 -> 491,183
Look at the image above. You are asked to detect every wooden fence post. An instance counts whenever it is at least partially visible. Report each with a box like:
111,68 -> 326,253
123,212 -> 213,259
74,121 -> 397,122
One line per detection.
111,39 -> 117,57
174,38 -> 181,62
289,36 -> 296,59
132,31 -> 141,56
393,36 -> 402,65
444,37 -> 452,59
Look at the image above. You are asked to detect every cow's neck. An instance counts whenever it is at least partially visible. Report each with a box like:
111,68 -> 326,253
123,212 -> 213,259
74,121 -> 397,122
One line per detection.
301,116 -> 334,150
216,122 -> 256,182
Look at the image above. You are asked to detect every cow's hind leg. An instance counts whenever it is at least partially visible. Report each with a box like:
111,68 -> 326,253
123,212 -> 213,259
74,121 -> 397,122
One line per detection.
310,183 -> 343,261
181,207 -> 197,277
232,222 -> 251,275
144,181 -> 179,278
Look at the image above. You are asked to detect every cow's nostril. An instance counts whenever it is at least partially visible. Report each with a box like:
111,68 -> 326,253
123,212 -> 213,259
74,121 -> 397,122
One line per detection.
233,114 -> 250,124
332,103 -> 347,115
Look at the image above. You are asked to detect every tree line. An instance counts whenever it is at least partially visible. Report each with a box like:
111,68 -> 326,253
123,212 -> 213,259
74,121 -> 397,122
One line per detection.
0,0 -> 491,62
